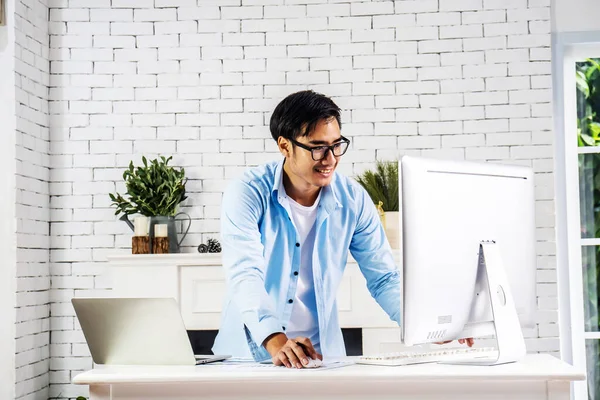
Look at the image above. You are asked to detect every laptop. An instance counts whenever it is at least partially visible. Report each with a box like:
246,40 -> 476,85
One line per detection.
71,297 -> 230,366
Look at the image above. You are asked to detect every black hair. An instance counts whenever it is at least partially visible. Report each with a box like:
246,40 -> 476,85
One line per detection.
269,90 -> 342,142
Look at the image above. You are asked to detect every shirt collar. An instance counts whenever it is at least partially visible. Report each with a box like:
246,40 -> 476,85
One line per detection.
272,158 -> 343,212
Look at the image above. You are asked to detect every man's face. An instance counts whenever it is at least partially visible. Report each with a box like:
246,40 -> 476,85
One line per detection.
279,118 -> 344,190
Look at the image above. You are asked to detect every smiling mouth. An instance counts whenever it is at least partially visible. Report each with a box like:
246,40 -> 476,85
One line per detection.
315,168 -> 332,174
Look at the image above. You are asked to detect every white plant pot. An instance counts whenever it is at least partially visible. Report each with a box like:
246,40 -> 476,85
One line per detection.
383,211 -> 400,249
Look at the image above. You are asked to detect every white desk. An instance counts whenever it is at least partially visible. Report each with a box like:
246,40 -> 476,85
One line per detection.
74,354 -> 584,400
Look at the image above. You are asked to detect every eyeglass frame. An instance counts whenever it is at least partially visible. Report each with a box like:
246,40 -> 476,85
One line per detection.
288,136 -> 351,161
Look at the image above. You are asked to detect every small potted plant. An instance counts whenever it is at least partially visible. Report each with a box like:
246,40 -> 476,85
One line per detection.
109,156 -> 191,253
355,160 -> 400,249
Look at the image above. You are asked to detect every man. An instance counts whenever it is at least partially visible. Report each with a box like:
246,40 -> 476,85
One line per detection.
212,90 -> 472,368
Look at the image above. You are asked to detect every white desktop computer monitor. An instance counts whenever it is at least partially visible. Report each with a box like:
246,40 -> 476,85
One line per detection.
400,156 -> 536,358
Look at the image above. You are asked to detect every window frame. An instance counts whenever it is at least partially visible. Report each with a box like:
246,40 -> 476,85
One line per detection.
553,31 -> 600,400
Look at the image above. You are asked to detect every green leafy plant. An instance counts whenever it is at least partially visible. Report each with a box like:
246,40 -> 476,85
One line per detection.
109,156 -> 188,217
355,161 -> 399,212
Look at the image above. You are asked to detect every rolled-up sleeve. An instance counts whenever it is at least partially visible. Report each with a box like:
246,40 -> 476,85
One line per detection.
348,186 -> 402,325
221,180 -> 283,346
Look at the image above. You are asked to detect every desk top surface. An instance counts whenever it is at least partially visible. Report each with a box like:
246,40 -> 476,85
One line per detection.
73,354 -> 585,385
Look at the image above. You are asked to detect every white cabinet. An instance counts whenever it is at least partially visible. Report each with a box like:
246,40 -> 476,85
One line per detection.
179,265 -> 226,330
107,251 -> 401,353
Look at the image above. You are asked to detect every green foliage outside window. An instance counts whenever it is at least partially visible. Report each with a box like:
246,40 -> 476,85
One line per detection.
577,59 -> 600,147
576,59 -> 600,328
576,58 -> 600,400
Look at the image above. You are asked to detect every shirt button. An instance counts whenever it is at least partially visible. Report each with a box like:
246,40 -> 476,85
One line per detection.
282,326 -> 286,331
293,271 -> 298,276
295,243 -> 300,247
288,299 -> 293,303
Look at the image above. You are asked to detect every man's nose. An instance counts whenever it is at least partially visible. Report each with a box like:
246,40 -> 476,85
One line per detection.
321,148 -> 336,164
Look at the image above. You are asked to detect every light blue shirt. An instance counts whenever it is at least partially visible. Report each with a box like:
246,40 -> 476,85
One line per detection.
212,159 -> 401,361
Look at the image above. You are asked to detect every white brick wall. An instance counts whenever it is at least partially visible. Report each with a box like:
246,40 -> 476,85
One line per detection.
14,0 -> 51,399
46,0 -> 554,398
0,0 -> 18,398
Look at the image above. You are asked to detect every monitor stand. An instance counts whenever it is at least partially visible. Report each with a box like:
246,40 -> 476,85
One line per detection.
442,241 -> 526,366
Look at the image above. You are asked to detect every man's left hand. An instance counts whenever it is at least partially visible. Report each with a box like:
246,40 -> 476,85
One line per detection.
435,337 -> 474,347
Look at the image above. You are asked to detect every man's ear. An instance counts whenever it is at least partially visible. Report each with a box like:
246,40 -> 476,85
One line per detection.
277,137 -> 292,157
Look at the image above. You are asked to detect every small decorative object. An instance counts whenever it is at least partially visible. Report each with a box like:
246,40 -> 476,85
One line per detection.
152,224 -> 169,254
355,161 -> 400,249
207,238 -> 221,253
109,156 -> 191,254
375,200 -> 385,226
131,216 -> 150,254
198,238 -> 221,253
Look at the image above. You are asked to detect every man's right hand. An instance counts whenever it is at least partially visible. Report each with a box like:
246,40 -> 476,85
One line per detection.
262,333 -> 322,368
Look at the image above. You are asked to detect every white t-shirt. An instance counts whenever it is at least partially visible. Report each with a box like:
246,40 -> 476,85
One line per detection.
285,190 -> 321,351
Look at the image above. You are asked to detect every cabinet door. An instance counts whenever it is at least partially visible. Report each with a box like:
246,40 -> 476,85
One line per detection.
111,265 -> 180,299
180,266 -> 226,330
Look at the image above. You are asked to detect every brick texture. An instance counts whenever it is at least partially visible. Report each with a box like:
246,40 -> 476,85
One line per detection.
44,0 -> 553,398
14,0 -> 51,399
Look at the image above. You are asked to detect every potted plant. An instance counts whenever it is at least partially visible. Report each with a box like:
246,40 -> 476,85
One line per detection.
109,155 -> 191,253
355,160 -> 400,249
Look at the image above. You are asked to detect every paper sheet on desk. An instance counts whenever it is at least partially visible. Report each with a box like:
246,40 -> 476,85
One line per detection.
203,359 -> 353,370
220,357 -> 256,364
204,356 -> 354,370
231,360 -> 354,371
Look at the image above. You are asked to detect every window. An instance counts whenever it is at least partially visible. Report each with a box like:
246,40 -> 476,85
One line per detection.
555,36 -> 600,400
576,58 -> 600,400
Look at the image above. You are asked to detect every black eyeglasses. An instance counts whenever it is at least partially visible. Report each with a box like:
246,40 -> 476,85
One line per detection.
289,136 -> 351,161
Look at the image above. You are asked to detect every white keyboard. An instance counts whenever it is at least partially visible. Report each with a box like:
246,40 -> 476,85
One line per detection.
357,347 -> 498,366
